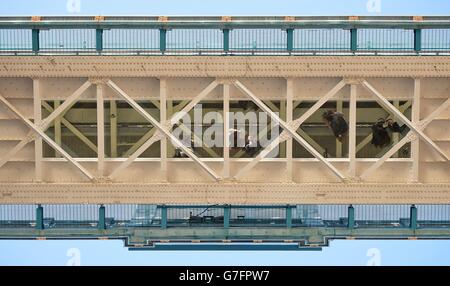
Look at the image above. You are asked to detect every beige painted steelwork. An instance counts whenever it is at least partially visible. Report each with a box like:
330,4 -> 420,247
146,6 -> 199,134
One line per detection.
0,56 -> 449,78
0,56 -> 448,204
0,183 -> 448,204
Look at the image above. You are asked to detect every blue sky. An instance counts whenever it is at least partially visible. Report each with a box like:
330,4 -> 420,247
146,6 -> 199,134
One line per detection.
0,0 -> 448,16
2,239 -> 450,266
1,0 -> 450,266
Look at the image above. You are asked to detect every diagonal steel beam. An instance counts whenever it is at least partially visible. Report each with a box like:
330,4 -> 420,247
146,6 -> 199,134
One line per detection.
107,79 -> 222,181
233,101 -> 325,158
0,93 -> 95,180
232,103 -> 268,158
173,100 -> 190,113
263,100 -> 280,113
41,81 -> 93,129
361,80 -> 449,162
0,80 -> 92,169
235,137 -> 283,179
109,130 -> 164,178
42,101 -> 98,154
131,81 -> 219,159
420,97 -> 450,127
233,80 -> 347,180
360,98 -> 450,179
233,80 -> 347,181
361,132 -> 414,180
123,128 -> 157,157
170,81 -> 219,125
109,80 -> 219,176
176,123 -> 221,157
0,139 -> 31,169
122,96 -> 162,158
233,124 -> 279,158
169,98 -> 221,158
232,81 -> 345,159
291,80 -> 347,130
149,100 -> 160,110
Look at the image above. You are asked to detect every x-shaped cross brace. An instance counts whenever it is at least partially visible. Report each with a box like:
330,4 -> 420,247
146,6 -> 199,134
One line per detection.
360,80 -> 450,179
106,79 -> 222,181
232,79 -> 348,181
0,81 -> 95,180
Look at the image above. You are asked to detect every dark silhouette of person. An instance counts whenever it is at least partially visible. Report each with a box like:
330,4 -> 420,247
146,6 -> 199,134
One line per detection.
322,110 -> 348,142
371,118 -> 407,148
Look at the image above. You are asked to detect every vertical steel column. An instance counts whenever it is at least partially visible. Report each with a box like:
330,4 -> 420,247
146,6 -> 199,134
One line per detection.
414,29 -> 422,52
286,205 -> 292,228
223,29 -> 230,53
36,204 -> 44,230
97,84 -> 105,176
410,205 -> 417,230
96,29 -> 103,52
161,205 -> 167,229
392,100 -> 400,158
54,100 -> 62,158
160,79 -> 168,181
336,100 -> 343,157
286,79 -> 294,181
33,79 -> 43,181
350,29 -> 357,52
223,84 -> 231,178
223,205 -> 230,229
349,84 -> 357,177
411,79 -> 421,182
159,29 -> 167,53
110,100 -> 118,157
286,29 -> 294,52
32,29 -> 40,53
167,100 -> 174,157
348,205 -> 355,229
98,205 -> 106,230
279,100 -> 286,157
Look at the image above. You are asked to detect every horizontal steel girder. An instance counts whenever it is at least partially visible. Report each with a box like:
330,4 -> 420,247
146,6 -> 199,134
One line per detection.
1,227 -> 450,250
1,16 -> 450,29
0,183 -> 449,204
1,56 -> 450,78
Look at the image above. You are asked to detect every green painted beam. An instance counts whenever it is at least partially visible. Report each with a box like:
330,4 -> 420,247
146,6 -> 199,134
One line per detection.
32,29 -> 39,52
98,205 -> 106,230
96,29 -> 103,52
286,206 -> 292,228
223,205 -> 230,229
35,204 -> 43,230
348,205 -> 355,229
350,28 -> 357,52
161,205 -> 167,229
223,29 -> 230,53
410,205 -> 417,230
286,29 -> 294,52
2,226 -> 450,251
3,225 -> 450,239
414,29 -> 422,52
159,29 -> 166,53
